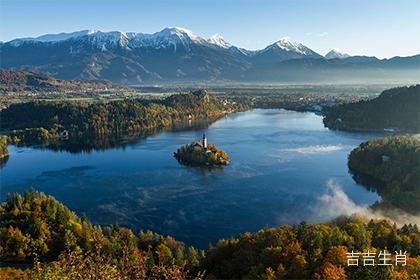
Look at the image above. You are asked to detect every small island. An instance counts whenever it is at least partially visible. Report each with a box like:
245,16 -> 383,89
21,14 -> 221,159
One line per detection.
174,134 -> 230,166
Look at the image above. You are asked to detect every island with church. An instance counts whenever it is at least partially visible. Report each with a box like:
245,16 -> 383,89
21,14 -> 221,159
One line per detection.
174,133 -> 231,166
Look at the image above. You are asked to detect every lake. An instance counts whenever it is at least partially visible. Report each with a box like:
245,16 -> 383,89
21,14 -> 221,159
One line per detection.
0,109 -> 381,248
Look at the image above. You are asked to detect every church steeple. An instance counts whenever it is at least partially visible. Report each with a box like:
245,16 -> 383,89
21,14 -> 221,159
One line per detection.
202,133 -> 207,148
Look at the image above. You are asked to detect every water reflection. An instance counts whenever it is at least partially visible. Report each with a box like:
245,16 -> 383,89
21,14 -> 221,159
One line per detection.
12,119 -> 216,154
0,156 -> 9,169
1,109 -> 381,248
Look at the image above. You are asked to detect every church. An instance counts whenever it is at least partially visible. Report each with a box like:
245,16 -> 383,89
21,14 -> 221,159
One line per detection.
193,133 -> 207,150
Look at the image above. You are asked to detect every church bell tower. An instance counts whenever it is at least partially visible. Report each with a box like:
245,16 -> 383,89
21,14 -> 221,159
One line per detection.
202,133 -> 207,148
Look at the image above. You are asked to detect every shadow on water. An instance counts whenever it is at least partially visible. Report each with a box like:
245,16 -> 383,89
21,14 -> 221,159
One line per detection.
11,119 -> 217,154
348,167 -> 420,214
0,156 -> 9,169
178,162 -> 226,175
349,168 -> 386,193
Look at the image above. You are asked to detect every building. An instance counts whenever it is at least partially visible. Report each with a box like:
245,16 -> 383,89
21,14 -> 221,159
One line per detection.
202,133 -> 207,148
59,130 -> 69,138
192,133 -> 208,150
381,155 -> 391,162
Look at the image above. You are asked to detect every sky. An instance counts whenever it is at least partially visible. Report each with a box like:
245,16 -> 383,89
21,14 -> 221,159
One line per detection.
1,0 -> 419,58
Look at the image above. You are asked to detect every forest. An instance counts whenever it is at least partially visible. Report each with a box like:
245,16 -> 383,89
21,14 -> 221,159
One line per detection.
0,135 -> 8,161
323,85 -> 420,132
0,70 -> 115,93
1,189 -> 419,279
348,135 -> 420,214
0,89 -> 236,145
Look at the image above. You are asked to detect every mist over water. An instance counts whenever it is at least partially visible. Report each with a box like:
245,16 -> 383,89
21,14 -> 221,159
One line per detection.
312,179 -> 420,226
282,145 -> 346,154
311,179 -> 370,219
1,109 -> 390,247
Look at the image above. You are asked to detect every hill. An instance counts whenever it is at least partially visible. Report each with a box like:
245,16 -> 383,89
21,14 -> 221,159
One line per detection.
0,89 -> 236,145
0,70 -> 114,93
1,189 -> 419,279
323,85 -> 420,132
0,135 -> 8,161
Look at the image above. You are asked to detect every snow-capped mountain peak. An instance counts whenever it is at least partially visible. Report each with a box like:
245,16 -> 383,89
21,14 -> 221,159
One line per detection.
170,27 -> 196,37
85,31 -> 131,49
251,37 -> 321,59
7,29 -> 133,48
208,34 -> 231,48
157,27 -> 199,40
274,37 -> 309,54
325,48 -> 350,59
18,30 -> 100,43
130,27 -> 208,50
6,28 -> 321,57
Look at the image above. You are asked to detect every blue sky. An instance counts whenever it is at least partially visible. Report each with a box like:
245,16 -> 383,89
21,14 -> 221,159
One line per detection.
1,0 -> 419,58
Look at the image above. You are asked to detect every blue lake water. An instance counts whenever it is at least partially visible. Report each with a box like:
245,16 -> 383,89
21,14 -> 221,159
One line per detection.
0,109 -> 381,247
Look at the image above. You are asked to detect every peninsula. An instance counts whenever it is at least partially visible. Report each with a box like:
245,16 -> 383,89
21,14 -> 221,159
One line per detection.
348,135 -> 420,213
0,88 -> 237,146
323,85 -> 420,132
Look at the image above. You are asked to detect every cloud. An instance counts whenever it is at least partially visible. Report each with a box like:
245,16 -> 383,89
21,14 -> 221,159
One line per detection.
311,179 -> 420,226
282,145 -> 344,154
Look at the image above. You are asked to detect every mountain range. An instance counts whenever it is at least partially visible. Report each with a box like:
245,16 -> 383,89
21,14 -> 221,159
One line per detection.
0,27 -> 419,84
